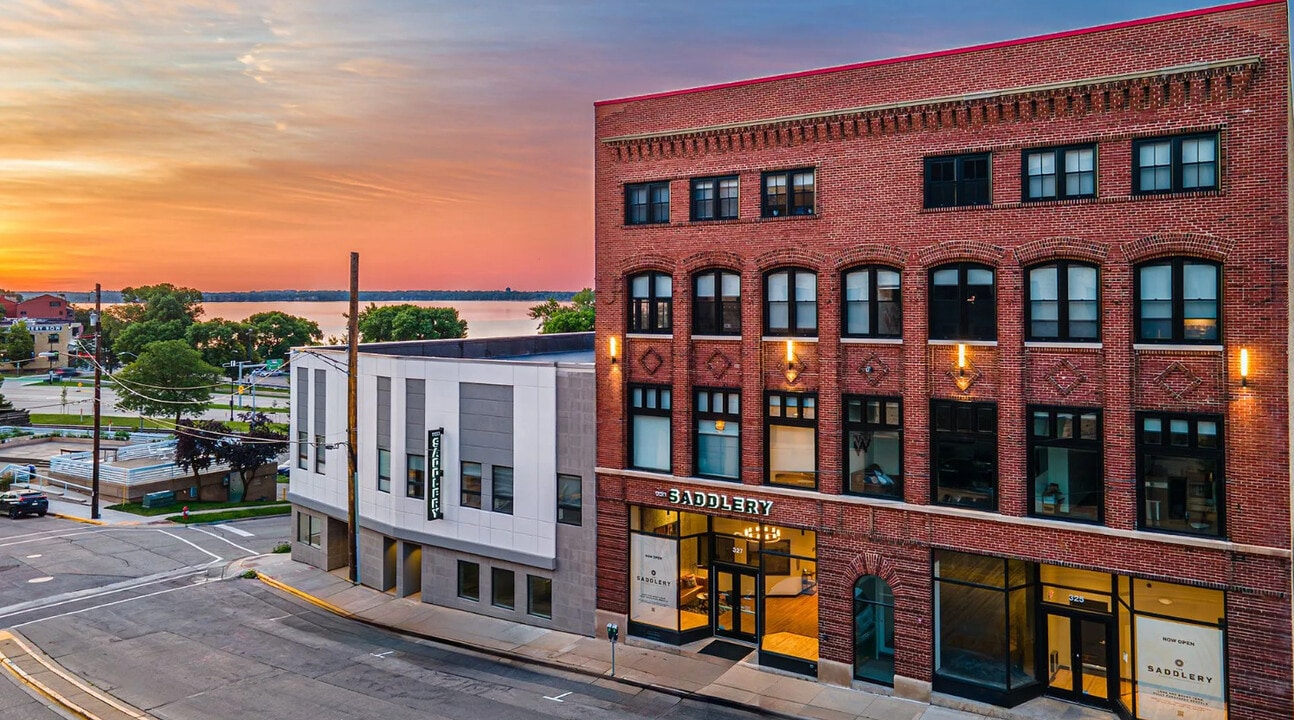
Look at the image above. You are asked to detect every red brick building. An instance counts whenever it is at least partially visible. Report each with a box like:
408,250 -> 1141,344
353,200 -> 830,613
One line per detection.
0,294 -> 74,322
592,2 -> 1291,719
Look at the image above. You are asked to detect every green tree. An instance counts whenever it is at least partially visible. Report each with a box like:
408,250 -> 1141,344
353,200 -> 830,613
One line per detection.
529,288 -> 594,334
3,322 -> 35,373
186,319 -> 255,370
175,419 -> 229,481
114,284 -> 204,323
246,311 -> 322,360
356,304 -> 467,343
113,318 -> 190,359
112,340 -> 220,426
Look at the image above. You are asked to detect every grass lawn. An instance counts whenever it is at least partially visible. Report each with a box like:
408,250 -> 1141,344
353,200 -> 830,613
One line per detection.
168,505 -> 290,523
29,414 -> 286,433
107,499 -> 289,517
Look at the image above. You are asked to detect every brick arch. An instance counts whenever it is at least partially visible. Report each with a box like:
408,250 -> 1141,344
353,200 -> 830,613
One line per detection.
833,244 -> 908,272
844,551 -> 904,593
1123,233 -> 1235,264
753,247 -> 829,273
914,239 -> 1007,268
1013,237 -> 1110,267
680,250 -> 746,276
617,253 -> 678,277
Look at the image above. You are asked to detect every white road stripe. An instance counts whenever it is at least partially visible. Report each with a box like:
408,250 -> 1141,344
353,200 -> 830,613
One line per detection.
12,578 -> 216,628
219,524 -> 254,538
190,527 -> 255,556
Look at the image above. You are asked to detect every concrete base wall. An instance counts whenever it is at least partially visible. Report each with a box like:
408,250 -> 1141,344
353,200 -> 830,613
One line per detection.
817,659 -> 852,688
893,675 -> 932,703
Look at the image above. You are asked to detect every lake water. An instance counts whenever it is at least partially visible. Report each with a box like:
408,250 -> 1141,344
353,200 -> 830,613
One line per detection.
190,300 -> 540,340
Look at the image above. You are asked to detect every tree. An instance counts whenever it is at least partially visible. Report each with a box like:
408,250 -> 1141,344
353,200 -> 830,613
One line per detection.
113,318 -> 190,359
113,284 -> 204,324
175,419 -> 228,480
215,412 -> 286,502
0,377 -> 12,411
356,304 -> 467,343
246,311 -> 321,360
3,322 -> 35,373
529,288 -> 595,333
112,340 -> 221,426
186,319 -> 255,369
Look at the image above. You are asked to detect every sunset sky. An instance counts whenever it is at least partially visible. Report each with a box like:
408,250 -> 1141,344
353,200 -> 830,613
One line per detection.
1,0 -> 1204,292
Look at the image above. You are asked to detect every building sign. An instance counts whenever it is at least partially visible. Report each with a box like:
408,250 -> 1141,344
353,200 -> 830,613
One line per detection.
427,428 -> 444,521
629,533 -> 678,630
1135,616 -> 1226,720
661,488 -> 773,516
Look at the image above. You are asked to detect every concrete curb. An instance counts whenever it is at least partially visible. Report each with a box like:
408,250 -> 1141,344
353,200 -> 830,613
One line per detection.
252,570 -> 809,720
48,513 -> 105,526
0,629 -> 151,720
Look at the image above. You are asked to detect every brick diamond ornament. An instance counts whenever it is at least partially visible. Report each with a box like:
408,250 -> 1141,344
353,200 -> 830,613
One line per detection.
784,353 -> 805,385
638,348 -> 664,375
859,354 -> 890,387
1046,359 -> 1087,396
706,350 -> 733,379
946,360 -> 982,393
1155,361 -> 1202,400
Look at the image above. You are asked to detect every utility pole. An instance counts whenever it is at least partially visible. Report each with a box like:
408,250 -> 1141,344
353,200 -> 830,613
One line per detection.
90,284 -> 102,520
346,252 -> 360,583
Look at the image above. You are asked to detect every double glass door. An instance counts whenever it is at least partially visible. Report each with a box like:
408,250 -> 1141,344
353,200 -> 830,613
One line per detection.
713,566 -> 757,642
1046,612 -> 1113,706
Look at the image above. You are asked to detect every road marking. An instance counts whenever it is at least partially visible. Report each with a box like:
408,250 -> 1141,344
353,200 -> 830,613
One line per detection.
25,554 -> 40,559
12,577 -> 216,628
543,691 -> 572,702
219,524 -> 254,537
156,529 -> 224,564
190,526 -> 255,555
26,577 -> 52,584
0,568 -> 207,621
371,650 -> 394,658
0,529 -> 104,547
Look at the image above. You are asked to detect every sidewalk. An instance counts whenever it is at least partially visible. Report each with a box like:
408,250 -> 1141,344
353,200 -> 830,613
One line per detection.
38,489 -> 285,526
238,553 -> 1111,720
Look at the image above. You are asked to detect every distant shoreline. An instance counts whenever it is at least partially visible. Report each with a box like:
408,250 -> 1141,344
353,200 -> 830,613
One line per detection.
23,289 -> 580,304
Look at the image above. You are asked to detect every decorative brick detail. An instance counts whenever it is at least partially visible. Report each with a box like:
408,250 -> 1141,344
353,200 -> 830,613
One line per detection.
753,247 -> 830,272
946,359 -> 982,393
844,551 -> 904,592
915,239 -> 1007,268
617,253 -> 677,277
680,250 -> 745,275
1013,237 -> 1110,266
834,245 -> 908,271
859,353 -> 890,386
705,350 -> 733,379
638,348 -> 664,375
1046,358 -> 1088,396
1154,361 -> 1203,400
1124,232 -> 1235,264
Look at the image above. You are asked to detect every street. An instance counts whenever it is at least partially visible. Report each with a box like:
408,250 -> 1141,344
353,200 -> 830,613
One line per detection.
0,516 -> 774,720
0,374 -> 289,425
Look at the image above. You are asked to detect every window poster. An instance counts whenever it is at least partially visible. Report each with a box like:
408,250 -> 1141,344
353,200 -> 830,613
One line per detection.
630,533 -> 678,630
1135,616 -> 1226,720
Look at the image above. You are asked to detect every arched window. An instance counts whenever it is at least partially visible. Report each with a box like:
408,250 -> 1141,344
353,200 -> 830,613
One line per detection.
1026,261 -> 1099,342
628,272 -> 672,334
842,266 -> 902,338
764,268 -> 817,337
854,575 -> 895,685
693,269 -> 741,336
928,263 -> 996,341
1134,258 -> 1220,343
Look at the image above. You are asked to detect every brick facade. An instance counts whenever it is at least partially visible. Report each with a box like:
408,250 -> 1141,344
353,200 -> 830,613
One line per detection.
593,2 -> 1291,718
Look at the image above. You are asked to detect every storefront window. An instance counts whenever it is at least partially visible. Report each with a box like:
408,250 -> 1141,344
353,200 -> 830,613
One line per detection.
629,532 -> 679,632
1126,580 -> 1226,720
759,527 -> 818,665
934,551 -> 1037,699
854,576 -> 895,685
845,396 -> 902,499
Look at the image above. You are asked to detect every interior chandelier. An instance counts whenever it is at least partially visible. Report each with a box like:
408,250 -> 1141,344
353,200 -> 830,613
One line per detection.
738,524 -> 781,543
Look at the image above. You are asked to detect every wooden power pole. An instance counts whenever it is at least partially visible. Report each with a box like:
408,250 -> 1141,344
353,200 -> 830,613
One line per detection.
346,252 -> 360,583
90,283 -> 102,520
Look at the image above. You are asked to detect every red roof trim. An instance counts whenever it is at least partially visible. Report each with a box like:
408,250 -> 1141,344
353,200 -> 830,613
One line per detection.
594,0 -> 1284,107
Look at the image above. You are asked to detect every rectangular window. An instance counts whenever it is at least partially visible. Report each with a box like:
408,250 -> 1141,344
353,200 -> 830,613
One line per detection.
934,551 -> 1036,694
296,368 -> 310,468
314,434 -> 326,473
313,369 -> 326,473
376,376 -> 391,492
762,168 -> 815,217
924,153 -> 991,208
1133,133 -> 1218,194
626,181 -> 670,224
491,567 -> 515,610
1136,258 -> 1220,343
491,466 -> 514,514
406,453 -> 425,499
295,513 -> 321,547
1022,145 -> 1096,201
695,388 -> 740,480
527,575 -> 553,619
766,391 -> 817,489
1027,262 -> 1099,342
843,266 -> 902,338
296,431 -> 309,470
629,384 -> 672,472
461,461 -> 482,509
1029,407 -> 1102,523
376,449 -> 391,492
691,176 -> 738,220
556,473 -> 582,525
929,264 -> 997,341
931,400 -> 997,510
1139,413 -> 1223,537
629,271 -> 672,333
844,396 -> 902,499
693,270 -> 741,336
457,560 -> 479,601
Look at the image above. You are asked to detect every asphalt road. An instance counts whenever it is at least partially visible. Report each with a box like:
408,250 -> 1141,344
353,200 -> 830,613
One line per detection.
0,516 -> 773,720
0,375 -> 289,424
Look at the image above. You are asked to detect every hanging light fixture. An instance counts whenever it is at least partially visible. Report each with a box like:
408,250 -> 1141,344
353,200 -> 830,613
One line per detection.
738,524 -> 782,543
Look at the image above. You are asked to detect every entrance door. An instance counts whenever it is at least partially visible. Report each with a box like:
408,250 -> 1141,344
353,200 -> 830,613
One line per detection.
713,567 -> 758,642
1046,612 -> 1113,705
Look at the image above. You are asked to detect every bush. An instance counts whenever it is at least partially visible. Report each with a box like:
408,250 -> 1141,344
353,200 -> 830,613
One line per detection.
272,542 -> 291,554
240,569 -> 258,579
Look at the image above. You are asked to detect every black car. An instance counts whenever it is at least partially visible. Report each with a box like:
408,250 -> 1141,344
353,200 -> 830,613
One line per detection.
0,490 -> 49,518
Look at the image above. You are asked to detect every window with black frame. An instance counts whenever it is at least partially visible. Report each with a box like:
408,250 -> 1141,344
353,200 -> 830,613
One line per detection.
1135,258 -> 1220,343
693,269 -> 741,336
629,384 -> 671,472
1138,413 -> 1223,538
924,153 -> 991,208
628,271 -> 672,333
695,388 -> 740,481
556,473 -> 582,525
407,453 -> 425,499
1133,133 -> 1218,194
843,266 -> 902,338
1029,407 -> 1102,523
844,396 -> 902,499
929,263 -> 996,341
691,176 -> 738,220
934,551 -> 1037,698
625,181 -> 670,224
764,268 -> 817,337
762,168 -> 815,217
492,466 -> 514,515
766,392 -> 817,489
461,461 -> 482,509
1026,261 -> 1099,342
1022,145 -> 1096,201
931,400 -> 997,510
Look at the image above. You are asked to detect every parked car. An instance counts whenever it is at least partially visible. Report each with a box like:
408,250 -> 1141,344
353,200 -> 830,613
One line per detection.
0,490 -> 48,519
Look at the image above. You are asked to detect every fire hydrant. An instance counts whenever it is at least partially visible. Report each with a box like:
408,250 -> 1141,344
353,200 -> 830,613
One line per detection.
182,506 -> 189,520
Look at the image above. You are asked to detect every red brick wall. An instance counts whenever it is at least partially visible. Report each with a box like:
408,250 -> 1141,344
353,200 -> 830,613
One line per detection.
594,2 -> 1291,717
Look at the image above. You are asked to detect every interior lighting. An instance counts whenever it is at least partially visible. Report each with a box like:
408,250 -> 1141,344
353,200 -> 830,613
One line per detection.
739,524 -> 782,543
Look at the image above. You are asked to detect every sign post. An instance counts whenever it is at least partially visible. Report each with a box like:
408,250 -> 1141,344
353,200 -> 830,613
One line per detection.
427,428 -> 444,520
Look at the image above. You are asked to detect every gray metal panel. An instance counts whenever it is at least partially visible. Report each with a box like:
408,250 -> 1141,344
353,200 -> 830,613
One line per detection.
459,383 -> 513,468
376,376 -> 391,450
313,369 -> 326,436
295,368 -> 309,424
405,379 -> 425,453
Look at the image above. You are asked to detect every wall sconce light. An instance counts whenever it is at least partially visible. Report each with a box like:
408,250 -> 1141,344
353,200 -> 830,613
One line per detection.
608,336 -> 619,365
714,419 -> 726,433
957,343 -> 967,377
1239,347 -> 1249,387
785,339 -> 795,369
783,339 -> 803,384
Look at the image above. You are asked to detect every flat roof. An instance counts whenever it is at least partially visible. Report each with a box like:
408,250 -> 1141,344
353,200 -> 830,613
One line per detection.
595,0 -> 1281,107
304,332 -> 594,365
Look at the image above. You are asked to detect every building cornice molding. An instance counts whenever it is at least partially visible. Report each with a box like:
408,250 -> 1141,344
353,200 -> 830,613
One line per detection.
600,57 -> 1261,161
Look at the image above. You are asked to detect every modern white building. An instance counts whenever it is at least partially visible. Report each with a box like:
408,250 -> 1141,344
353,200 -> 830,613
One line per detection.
288,333 -> 595,634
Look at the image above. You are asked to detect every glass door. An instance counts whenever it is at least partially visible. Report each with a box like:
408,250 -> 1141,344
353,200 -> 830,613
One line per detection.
713,567 -> 758,642
1046,611 -> 1112,706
